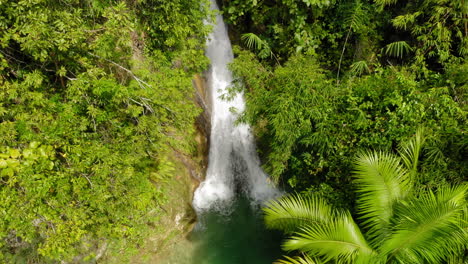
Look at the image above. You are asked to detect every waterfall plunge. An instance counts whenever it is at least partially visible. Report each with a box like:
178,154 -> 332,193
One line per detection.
192,0 -> 279,213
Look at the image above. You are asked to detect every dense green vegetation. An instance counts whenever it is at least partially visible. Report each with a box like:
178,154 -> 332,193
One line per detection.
225,0 -> 467,207
0,0 -> 210,262
230,51 -> 466,208
224,0 -> 466,71
222,0 -> 467,262
1,0 -> 466,263
264,131 -> 467,263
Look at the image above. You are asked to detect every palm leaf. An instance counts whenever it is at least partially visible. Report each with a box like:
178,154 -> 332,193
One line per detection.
424,138 -> 445,167
241,32 -> 274,59
274,255 -> 319,264
350,60 -> 370,76
446,253 -> 468,264
353,151 -> 411,243
381,184 -> 468,264
384,41 -> 413,58
241,33 -> 263,51
283,212 -> 375,263
344,1 -> 366,33
263,194 -> 335,233
433,185 -> 468,206
398,127 -> 426,179
337,0 -> 367,82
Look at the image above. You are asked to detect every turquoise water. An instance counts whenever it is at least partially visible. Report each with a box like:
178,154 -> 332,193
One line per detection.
189,196 -> 283,264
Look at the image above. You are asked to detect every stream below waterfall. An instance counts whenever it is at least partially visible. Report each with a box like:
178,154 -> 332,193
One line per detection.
189,196 -> 282,264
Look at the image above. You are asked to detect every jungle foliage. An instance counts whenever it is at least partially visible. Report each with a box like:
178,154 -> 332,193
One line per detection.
264,132 -> 467,264
226,0 -> 467,209
230,50 -> 466,209
225,0 -> 467,262
0,0 -> 466,262
0,0 -> 210,262
223,0 -> 467,73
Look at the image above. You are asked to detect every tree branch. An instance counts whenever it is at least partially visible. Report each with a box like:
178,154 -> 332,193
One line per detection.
88,52 -> 151,89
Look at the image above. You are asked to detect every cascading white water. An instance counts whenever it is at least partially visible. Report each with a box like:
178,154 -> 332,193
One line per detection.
192,0 -> 278,213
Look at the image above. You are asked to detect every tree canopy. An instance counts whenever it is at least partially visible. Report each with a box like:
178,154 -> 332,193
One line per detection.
226,5 -> 467,260
0,0 -> 210,262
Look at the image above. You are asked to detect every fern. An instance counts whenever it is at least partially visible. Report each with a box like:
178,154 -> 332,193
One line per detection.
384,41 -> 412,58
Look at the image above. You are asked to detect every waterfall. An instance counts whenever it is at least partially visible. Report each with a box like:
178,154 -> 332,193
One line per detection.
192,0 -> 278,213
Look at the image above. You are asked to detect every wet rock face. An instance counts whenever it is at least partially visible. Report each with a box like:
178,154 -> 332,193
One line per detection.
193,74 -> 211,139
192,74 -> 211,182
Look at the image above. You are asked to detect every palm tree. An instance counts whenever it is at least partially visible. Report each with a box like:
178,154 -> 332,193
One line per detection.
264,130 -> 467,264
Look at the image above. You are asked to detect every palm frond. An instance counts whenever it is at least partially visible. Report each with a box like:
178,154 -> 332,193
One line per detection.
283,212 -> 375,263
354,254 -> 386,264
241,32 -> 273,59
337,0 -> 367,83
241,33 -> 263,51
353,151 -> 411,242
349,60 -> 370,76
274,255 -> 319,264
344,1 -> 366,32
424,138 -> 445,167
434,185 -> 468,206
384,41 -> 413,58
398,127 -> 426,178
381,184 -> 468,264
446,253 -> 468,264
263,194 -> 335,233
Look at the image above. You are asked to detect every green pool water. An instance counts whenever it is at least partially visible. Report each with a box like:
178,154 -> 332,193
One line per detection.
189,196 -> 283,264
